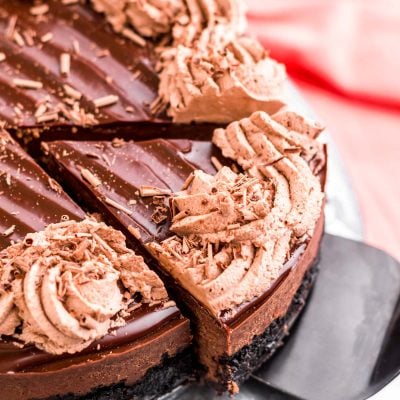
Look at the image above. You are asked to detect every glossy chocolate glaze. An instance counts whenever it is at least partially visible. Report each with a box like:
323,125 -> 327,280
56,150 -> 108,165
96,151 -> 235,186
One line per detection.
0,0 -> 158,127
0,130 -> 84,249
43,139 -> 221,250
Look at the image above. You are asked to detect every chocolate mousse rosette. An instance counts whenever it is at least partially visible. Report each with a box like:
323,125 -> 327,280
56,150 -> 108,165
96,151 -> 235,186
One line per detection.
153,0 -> 287,123
0,218 -> 168,354
155,33 -> 287,123
91,0 -> 187,38
148,161 -> 322,319
213,110 -> 326,238
0,268 -> 20,337
91,0 -> 246,41
89,0 -> 287,123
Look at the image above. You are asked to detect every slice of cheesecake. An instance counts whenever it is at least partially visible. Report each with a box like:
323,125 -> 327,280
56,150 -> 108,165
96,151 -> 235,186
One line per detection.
0,129 -> 193,400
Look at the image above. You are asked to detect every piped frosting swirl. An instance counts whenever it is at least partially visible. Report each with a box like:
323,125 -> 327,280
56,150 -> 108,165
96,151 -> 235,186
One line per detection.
154,35 -> 287,123
0,219 -> 169,354
91,0 -> 246,40
213,110 -> 325,237
90,0 -> 186,37
88,0 -> 287,123
148,111 -> 324,317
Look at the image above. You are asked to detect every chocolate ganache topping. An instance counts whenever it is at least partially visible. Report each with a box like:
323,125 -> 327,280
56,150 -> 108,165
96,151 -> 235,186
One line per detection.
89,0 -> 287,123
0,219 -> 169,355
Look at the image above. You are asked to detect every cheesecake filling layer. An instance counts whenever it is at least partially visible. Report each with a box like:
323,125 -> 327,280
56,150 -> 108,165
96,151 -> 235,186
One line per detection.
0,218 -> 169,354
89,0 -> 287,123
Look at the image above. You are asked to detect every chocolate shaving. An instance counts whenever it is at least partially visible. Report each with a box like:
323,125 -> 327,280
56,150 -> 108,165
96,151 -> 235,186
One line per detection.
93,95 -> 119,108
6,15 -> 17,39
40,32 -> 53,43
128,225 -> 141,240
139,186 -> 171,197
30,4 -> 49,16
13,31 -> 25,47
63,84 -> 82,100
104,197 -> 133,216
2,225 -> 15,237
48,178 -> 62,193
211,156 -> 223,171
72,39 -> 80,54
111,138 -> 125,148
151,206 -> 168,225
121,28 -> 146,47
181,172 -> 194,191
13,78 -> 43,90
80,168 -> 101,187
36,112 -> 58,123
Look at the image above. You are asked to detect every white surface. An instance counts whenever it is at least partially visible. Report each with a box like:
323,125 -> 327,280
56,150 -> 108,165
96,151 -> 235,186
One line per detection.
369,377 -> 400,400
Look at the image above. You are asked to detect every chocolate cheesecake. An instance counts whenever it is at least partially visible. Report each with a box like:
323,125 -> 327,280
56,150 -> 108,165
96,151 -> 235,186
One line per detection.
1,0 -> 329,396
0,130 -> 194,400
42,109 -> 327,392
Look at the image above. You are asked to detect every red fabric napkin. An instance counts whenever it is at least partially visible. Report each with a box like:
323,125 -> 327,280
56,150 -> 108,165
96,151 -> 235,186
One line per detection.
247,0 -> 400,259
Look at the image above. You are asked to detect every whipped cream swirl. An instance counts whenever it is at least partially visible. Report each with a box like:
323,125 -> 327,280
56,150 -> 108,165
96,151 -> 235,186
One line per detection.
88,0 -> 287,123
90,0 -> 185,37
148,167 -> 290,317
91,0 -> 246,39
213,110 -> 325,237
148,111 -> 324,317
152,0 -> 287,122
0,219 -> 168,354
154,34 -> 287,123
171,169 -> 275,246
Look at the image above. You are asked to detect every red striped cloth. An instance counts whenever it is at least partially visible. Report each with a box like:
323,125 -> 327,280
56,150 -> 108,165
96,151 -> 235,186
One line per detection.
247,0 -> 400,260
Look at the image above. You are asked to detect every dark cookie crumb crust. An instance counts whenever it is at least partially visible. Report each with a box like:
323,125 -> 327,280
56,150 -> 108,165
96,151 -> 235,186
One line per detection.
46,348 -> 197,400
217,257 -> 320,391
